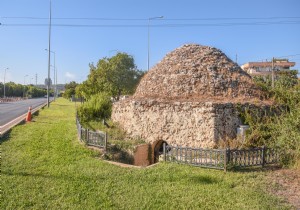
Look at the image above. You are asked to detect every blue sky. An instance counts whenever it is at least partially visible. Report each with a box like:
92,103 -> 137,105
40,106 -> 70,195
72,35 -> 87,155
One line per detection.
1,0 -> 300,85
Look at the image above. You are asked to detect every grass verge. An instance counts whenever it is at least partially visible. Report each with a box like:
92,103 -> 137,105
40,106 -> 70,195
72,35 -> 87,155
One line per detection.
0,98 -> 291,209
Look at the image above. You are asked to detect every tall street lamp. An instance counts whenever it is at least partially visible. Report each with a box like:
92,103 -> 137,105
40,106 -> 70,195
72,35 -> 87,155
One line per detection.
50,64 -> 56,100
23,75 -> 28,98
46,0 -> 52,107
54,66 -> 57,98
3,67 -> 9,98
47,49 -> 56,101
148,16 -> 163,71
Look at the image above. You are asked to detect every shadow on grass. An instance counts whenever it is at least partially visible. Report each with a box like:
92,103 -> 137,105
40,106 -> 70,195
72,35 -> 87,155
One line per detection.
104,144 -> 134,165
35,121 -> 56,124
32,110 -> 40,117
0,120 -> 27,143
229,164 -> 282,173
2,170 -> 106,182
0,129 -> 12,144
188,174 -> 219,184
54,104 -> 71,107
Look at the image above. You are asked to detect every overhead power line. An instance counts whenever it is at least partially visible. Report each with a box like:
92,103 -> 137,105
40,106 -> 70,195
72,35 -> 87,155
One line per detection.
253,54 -> 300,63
1,16 -> 300,28
276,53 -> 300,58
2,16 -> 300,21
1,21 -> 300,27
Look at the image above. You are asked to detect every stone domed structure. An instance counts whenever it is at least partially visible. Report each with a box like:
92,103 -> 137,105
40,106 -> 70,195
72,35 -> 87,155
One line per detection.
112,44 -> 269,151
135,44 -> 264,102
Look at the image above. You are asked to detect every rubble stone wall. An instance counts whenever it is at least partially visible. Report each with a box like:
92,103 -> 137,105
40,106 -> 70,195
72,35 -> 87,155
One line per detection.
134,44 -> 264,100
112,99 -> 240,148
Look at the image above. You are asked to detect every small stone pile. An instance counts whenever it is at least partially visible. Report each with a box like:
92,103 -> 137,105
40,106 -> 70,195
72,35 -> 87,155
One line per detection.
134,44 -> 264,102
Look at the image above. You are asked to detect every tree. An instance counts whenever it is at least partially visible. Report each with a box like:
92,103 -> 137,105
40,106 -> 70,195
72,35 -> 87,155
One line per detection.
26,85 -> 47,98
63,81 -> 78,99
77,52 -> 144,100
77,92 -> 112,122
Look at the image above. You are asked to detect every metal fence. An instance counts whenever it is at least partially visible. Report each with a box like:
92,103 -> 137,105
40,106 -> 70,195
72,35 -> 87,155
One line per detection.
76,117 -> 107,150
163,144 -> 279,171
164,145 -> 226,170
228,146 -> 278,168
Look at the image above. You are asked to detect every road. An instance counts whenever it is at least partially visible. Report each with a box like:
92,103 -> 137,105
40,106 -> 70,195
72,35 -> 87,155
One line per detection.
0,98 -> 49,126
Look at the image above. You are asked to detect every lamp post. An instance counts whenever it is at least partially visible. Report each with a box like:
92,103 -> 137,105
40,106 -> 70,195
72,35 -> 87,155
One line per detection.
23,75 -> 28,98
148,16 -> 163,71
46,0 -> 52,107
50,64 -> 56,100
45,49 -> 55,101
3,67 -> 9,98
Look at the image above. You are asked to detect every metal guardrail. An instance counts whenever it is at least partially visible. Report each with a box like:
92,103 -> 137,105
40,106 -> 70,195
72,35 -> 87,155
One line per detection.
0,102 -> 47,137
163,144 -> 279,171
76,117 -> 107,150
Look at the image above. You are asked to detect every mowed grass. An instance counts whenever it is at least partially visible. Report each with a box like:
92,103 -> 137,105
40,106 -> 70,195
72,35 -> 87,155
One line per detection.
0,98 -> 290,209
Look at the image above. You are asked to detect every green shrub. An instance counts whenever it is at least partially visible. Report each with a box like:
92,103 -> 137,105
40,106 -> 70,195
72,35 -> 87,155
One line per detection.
77,93 -> 112,122
243,78 -> 300,167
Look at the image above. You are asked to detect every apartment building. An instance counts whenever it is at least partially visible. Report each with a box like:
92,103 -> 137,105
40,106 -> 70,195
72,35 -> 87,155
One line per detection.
241,59 -> 295,76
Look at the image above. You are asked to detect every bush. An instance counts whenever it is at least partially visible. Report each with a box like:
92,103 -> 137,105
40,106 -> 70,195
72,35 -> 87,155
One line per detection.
77,93 -> 112,122
243,78 -> 300,167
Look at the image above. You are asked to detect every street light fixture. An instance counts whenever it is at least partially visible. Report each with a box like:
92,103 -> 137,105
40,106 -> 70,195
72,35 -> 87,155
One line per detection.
148,16 -> 164,71
3,67 -> 9,98
23,75 -> 28,98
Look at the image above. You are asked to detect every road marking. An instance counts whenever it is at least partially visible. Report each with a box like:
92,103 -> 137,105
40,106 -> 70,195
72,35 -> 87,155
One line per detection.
0,103 -> 47,137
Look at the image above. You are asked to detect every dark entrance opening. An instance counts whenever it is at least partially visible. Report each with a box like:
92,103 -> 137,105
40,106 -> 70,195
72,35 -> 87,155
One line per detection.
153,140 -> 168,163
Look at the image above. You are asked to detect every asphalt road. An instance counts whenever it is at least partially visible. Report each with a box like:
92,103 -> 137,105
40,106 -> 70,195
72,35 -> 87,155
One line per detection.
0,98 -> 49,126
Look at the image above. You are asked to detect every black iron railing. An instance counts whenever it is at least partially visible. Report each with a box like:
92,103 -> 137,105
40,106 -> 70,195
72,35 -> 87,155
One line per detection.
163,144 -> 279,171
76,116 -> 107,150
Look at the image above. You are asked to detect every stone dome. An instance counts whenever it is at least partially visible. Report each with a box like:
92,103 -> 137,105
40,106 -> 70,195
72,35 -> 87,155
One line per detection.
134,44 -> 264,101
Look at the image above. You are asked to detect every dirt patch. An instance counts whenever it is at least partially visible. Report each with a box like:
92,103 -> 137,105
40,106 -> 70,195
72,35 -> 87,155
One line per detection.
267,168 -> 300,209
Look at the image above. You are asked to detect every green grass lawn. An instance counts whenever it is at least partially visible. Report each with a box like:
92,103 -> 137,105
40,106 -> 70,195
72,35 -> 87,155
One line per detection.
0,98 -> 291,209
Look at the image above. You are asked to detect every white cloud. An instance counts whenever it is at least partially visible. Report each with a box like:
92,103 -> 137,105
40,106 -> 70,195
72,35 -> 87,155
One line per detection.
65,72 -> 76,80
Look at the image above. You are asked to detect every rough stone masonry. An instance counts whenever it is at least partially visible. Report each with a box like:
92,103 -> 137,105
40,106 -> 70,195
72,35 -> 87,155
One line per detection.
112,44 -> 270,148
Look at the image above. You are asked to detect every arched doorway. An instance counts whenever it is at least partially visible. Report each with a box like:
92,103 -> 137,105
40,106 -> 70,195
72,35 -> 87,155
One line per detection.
153,140 -> 168,163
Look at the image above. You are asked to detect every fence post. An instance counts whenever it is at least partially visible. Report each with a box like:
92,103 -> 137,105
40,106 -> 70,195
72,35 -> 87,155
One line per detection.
163,143 -> 166,161
262,146 -> 265,167
224,148 -> 227,172
104,132 -> 108,151
86,129 -> 89,144
224,148 -> 230,172
79,125 -> 81,140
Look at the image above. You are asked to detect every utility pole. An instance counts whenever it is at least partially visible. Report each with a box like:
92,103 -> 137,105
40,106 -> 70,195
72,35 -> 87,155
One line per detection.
35,74 -> 38,85
271,57 -> 274,88
55,67 -> 58,98
47,0 -> 52,107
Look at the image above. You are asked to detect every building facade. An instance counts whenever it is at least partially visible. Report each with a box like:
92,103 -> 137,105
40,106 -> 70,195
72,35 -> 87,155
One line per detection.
241,59 -> 295,76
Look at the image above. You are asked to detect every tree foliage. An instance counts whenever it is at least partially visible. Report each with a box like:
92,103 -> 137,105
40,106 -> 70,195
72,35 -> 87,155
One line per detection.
76,52 -> 144,100
77,93 -> 112,122
244,72 -> 300,166
63,81 -> 78,99
0,82 -> 46,98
